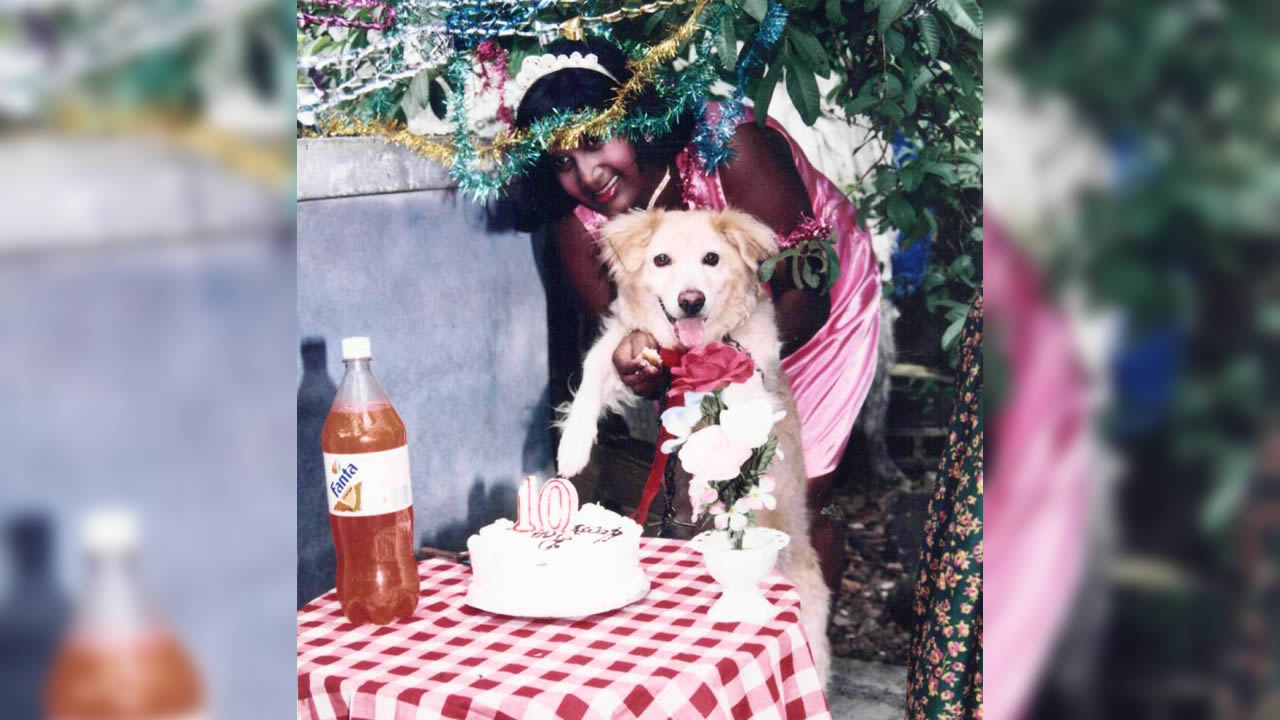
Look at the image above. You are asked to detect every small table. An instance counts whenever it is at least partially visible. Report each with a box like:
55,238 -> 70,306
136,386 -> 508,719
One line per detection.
298,537 -> 831,720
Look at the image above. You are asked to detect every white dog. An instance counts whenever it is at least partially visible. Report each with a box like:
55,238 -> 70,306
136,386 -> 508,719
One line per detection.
556,208 -> 831,684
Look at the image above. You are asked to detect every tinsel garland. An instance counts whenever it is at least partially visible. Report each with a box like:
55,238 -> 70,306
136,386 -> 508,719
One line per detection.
302,0 -> 736,200
689,0 -> 787,170
297,0 -> 396,31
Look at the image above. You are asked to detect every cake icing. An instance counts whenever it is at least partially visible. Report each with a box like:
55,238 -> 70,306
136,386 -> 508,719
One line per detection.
465,503 -> 650,617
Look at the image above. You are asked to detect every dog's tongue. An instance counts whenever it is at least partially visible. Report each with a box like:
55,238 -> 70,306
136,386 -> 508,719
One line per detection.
674,318 -> 705,348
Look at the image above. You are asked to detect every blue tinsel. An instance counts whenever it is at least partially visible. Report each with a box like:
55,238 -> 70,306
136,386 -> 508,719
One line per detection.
736,0 -> 788,92
692,0 -> 787,170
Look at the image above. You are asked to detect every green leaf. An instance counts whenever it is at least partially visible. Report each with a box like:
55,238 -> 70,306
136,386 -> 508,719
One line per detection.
873,169 -> 897,191
753,50 -> 785,127
642,9 -> 667,36
935,0 -> 982,38
877,0 -> 910,33
700,393 -> 722,418
826,0 -> 844,25
759,255 -> 782,283
949,254 -> 974,280
824,240 -> 841,290
900,163 -> 923,191
785,57 -> 822,125
951,61 -> 975,98
787,26 -> 831,78
802,258 -> 819,288
917,14 -> 941,57
941,313 -> 965,351
884,29 -> 905,56
742,0 -> 768,22
717,14 -> 737,72
924,207 -> 938,237
903,86 -> 917,115
885,193 -> 915,230
878,71 -> 904,98
880,101 -> 905,122
923,270 -> 945,291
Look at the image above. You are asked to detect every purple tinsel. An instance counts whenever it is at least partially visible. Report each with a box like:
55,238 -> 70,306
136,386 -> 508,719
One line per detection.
297,0 -> 395,31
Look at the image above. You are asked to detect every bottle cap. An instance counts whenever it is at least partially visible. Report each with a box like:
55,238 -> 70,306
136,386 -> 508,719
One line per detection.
84,508 -> 140,553
341,336 -> 372,360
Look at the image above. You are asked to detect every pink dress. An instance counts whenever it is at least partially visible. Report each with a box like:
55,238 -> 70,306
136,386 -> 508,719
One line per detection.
574,102 -> 882,479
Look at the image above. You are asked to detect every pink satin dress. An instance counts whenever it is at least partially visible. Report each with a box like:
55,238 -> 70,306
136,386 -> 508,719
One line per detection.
574,102 -> 882,479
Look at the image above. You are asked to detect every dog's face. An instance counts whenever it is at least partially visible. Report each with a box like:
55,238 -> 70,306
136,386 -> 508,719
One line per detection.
599,209 -> 778,349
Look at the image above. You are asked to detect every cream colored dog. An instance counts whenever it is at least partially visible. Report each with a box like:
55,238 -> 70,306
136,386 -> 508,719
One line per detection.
556,208 -> 831,684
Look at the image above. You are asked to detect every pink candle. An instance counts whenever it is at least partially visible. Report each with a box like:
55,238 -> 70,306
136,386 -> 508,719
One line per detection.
513,475 -> 538,532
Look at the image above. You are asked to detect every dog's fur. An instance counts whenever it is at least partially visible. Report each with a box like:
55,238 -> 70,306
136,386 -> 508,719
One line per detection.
556,208 -> 831,684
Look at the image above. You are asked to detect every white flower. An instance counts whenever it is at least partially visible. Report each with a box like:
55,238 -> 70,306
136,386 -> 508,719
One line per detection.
679,426 -> 752,481
659,392 -> 710,453
721,372 -> 766,408
719,396 -> 778,448
688,477 -> 719,521
743,475 -> 778,511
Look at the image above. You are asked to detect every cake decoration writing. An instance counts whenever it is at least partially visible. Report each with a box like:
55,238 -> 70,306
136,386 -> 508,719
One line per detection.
572,524 -> 624,544
530,528 -> 571,550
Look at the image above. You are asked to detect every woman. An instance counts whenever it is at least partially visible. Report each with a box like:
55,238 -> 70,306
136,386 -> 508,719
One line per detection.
515,37 -> 881,593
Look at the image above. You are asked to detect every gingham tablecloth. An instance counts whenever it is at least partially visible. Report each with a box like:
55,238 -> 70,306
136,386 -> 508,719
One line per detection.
297,537 -> 831,720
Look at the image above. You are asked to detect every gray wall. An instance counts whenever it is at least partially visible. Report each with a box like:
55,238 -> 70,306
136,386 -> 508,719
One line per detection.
296,138 -> 553,606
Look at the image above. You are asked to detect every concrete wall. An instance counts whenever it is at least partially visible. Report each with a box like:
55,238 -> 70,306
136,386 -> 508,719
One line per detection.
296,138 -> 553,606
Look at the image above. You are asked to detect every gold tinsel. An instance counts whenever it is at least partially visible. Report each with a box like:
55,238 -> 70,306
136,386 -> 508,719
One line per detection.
554,0 -> 712,150
309,0 -> 713,167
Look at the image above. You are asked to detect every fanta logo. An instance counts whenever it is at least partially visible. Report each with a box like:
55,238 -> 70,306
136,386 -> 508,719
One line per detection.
330,463 -> 359,498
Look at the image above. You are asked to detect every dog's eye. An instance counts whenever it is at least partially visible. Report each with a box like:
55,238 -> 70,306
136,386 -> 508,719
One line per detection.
702,252 -> 719,266
653,254 -> 671,267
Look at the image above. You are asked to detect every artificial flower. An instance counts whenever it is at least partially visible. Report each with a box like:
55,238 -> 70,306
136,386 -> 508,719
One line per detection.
678,425 -> 751,481
660,398 -> 704,453
718,395 -> 780,448
721,371 -> 766,407
668,342 -> 755,397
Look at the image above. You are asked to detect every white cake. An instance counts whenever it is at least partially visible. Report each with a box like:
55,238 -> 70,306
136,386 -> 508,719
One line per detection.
465,503 -> 650,617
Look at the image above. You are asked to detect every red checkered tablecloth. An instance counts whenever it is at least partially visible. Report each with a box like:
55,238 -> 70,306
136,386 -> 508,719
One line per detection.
298,537 -> 831,720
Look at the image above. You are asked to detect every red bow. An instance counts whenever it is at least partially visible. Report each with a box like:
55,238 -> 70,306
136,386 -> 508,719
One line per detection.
630,347 -> 687,525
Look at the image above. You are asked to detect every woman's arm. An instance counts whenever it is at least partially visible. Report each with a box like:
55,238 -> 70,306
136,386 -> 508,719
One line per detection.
719,122 -> 831,356
550,213 -> 611,318
551,214 -> 663,396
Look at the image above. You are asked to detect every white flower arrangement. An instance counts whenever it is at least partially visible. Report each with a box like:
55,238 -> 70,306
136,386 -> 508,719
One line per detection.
662,371 -> 785,550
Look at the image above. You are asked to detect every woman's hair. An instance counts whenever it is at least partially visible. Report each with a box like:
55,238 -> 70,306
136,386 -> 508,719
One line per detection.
511,37 -> 696,226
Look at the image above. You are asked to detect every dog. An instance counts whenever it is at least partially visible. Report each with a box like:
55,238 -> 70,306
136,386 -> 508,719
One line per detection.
555,208 -> 831,685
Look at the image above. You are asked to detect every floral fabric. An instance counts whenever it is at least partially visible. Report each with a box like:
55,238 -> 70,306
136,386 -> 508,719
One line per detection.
905,295 -> 983,720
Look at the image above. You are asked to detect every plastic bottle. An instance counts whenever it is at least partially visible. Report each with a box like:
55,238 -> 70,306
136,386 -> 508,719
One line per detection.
44,509 -> 204,720
321,336 -> 419,624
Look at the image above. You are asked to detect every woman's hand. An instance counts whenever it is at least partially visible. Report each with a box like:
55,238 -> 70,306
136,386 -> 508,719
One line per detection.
612,331 -> 662,397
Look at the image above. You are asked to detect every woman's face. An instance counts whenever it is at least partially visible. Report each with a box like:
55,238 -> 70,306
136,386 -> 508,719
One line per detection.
549,137 -> 647,216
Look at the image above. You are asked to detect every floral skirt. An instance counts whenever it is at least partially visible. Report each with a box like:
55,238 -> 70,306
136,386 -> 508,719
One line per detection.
905,296 -> 984,719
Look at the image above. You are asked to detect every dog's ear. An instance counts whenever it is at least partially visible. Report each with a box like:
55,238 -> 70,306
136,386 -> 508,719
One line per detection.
600,209 -> 662,274
712,210 -> 779,272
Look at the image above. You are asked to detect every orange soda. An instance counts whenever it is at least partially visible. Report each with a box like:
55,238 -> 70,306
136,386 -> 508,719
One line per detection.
44,509 -> 204,720
320,337 -> 419,624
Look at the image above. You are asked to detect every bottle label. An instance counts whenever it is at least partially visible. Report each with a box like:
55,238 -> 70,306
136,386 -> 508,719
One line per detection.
323,446 -> 413,516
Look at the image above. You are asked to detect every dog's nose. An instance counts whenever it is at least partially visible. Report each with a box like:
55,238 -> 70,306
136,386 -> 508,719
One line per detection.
678,290 -> 705,316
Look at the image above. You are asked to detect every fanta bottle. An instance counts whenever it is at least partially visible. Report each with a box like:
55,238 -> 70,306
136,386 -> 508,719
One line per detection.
321,336 -> 419,624
44,509 -> 204,720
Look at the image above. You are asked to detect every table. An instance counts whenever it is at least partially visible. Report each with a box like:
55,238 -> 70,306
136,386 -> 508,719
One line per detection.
298,537 -> 831,720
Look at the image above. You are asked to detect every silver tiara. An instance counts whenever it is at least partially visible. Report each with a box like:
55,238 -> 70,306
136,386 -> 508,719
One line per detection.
506,51 -> 619,110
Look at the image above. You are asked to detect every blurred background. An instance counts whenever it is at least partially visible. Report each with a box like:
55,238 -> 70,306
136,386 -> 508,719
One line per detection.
0,1 -> 295,718
985,1 -> 1277,719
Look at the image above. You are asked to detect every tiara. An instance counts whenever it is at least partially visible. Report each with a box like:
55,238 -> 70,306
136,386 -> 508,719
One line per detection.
506,51 -> 619,111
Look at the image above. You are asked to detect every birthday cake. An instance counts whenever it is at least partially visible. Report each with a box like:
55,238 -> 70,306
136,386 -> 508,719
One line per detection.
465,480 -> 649,618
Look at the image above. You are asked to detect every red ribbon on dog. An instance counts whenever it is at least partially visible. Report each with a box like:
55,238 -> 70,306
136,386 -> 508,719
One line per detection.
630,347 -> 686,525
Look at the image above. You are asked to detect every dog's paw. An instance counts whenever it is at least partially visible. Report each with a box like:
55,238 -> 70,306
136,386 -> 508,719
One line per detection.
556,422 -> 595,477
